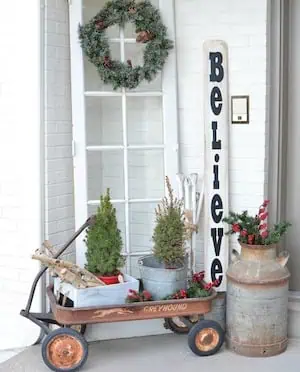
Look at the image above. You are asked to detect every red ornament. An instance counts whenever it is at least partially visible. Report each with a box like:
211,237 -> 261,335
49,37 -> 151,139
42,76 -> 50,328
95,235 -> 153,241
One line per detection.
232,223 -> 241,233
260,212 -> 268,220
143,290 -> 152,301
247,234 -> 255,244
241,229 -> 248,237
204,283 -> 212,291
261,230 -> 269,239
179,289 -> 187,298
259,223 -> 267,230
213,279 -> 220,287
192,271 -> 205,283
262,200 -> 270,207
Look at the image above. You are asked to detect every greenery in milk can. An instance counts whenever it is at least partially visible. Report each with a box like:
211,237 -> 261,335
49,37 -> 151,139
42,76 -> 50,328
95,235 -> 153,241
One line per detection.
152,177 -> 187,268
78,0 -> 173,90
84,189 -> 125,275
223,200 -> 291,245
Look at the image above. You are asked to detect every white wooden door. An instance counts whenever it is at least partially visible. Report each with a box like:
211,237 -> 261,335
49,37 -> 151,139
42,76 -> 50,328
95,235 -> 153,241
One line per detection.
69,0 -> 178,339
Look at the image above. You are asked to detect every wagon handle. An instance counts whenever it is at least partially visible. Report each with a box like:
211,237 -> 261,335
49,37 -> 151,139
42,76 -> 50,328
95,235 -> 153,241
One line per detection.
23,215 -> 96,314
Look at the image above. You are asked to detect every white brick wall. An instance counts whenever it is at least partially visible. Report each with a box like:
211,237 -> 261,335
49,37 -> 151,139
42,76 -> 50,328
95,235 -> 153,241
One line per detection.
175,0 -> 268,268
45,0 -> 75,260
0,1 -> 42,350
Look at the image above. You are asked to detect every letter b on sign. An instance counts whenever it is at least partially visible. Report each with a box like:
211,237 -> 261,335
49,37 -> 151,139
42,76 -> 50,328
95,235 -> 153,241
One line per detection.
209,52 -> 224,82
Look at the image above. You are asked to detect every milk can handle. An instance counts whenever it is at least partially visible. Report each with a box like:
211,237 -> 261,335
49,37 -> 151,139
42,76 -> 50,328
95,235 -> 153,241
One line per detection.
276,250 -> 290,267
231,249 -> 240,262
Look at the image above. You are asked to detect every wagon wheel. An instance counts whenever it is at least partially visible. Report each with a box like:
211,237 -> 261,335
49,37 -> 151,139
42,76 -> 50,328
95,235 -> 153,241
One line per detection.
188,319 -> 224,356
164,315 -> 199,334
42,328 -> 88,372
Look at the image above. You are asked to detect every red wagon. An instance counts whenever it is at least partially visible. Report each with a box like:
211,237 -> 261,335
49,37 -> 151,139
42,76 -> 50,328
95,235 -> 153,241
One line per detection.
21,217 -> 225,372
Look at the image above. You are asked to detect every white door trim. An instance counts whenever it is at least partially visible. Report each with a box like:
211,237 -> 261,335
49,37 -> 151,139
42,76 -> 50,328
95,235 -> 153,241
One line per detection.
69,0 -> 89,266
267,0 -> 289,226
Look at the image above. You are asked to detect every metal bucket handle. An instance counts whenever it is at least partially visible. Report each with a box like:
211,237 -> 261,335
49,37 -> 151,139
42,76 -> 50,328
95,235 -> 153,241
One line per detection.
231,249 -> 240,263
276,250 -> 290,267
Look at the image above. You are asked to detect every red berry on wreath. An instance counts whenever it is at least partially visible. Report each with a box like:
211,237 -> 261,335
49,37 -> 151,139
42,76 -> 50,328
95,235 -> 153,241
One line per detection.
95,20 -> 105,30
103,56 -> 112,68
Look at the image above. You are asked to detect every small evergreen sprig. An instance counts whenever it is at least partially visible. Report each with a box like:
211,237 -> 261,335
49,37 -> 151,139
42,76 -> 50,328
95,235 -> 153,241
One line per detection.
152,176 -> 187,268
222,200 -> 291,245
163,272 -> 219,300
187,272 -> 219,298
84,189 -> 125,275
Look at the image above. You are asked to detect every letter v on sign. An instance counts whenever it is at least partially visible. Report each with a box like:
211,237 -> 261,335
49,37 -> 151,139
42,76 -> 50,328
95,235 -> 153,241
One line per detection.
203,40 -> 229,292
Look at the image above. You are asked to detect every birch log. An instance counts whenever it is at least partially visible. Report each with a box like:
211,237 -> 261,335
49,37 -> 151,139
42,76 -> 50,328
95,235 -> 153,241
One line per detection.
32,254 -> 106,288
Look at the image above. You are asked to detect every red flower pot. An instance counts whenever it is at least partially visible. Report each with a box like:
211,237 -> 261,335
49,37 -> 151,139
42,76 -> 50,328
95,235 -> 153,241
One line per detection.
97,274 -> 120,285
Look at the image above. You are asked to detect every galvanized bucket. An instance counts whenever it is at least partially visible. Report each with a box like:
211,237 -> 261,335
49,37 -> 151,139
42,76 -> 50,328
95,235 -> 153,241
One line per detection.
138,255 -> 188,300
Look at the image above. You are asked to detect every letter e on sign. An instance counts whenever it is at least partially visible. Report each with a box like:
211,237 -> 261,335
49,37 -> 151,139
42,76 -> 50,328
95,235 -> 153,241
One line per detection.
203,40 -> 229,292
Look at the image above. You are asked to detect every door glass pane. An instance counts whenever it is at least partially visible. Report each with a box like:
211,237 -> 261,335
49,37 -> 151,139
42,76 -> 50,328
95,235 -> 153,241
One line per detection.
124,23 -> 135,39
130,203 -> 156,253
84,43 -> 121,92
86,97 -> 123,146
87,151 -> 124,200
127,97 -> 163,145
128,256 -> 143,278
83,0 -> 119,38
128,150 -> 164,199
88,203 -> 126,252
125,43 -> 162,92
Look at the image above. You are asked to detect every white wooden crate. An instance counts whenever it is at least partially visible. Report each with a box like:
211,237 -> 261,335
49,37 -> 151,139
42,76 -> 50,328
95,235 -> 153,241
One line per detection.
54,274 -> 140,308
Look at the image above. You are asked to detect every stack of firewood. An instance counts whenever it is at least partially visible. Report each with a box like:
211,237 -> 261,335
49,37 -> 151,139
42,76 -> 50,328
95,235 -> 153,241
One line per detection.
32,241 -> 106,288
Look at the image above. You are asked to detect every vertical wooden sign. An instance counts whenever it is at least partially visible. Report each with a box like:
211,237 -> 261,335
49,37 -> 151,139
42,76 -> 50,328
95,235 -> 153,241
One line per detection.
204,41 -> 229,292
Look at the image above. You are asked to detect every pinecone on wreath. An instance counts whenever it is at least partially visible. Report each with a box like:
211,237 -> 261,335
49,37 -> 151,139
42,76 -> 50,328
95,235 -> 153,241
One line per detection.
128,7 -> 137,14
136,30 -> 154,43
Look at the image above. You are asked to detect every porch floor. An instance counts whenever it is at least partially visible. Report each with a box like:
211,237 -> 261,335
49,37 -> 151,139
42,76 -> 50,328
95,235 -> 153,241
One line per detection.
1,334 -> 300,372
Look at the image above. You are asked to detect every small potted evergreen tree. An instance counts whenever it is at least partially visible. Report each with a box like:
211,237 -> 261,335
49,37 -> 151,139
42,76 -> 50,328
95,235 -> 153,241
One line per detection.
84,188 -> 125,285
54,189 -> 139,307
139,177 -> 188,300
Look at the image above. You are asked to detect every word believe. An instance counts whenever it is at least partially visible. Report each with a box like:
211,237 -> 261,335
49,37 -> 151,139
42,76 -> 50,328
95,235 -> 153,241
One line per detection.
209,51 -> 225,286
204,40 -> 229,293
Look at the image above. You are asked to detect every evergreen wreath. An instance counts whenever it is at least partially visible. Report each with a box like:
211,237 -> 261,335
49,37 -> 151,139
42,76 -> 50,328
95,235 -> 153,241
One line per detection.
78,0 -> 173,90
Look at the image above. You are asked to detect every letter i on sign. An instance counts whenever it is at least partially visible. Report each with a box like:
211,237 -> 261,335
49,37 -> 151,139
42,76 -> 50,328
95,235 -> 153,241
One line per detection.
203,41 -> 229,292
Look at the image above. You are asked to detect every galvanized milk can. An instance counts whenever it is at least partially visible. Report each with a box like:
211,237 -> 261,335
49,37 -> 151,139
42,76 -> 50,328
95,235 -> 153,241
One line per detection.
226,242 -> 290,357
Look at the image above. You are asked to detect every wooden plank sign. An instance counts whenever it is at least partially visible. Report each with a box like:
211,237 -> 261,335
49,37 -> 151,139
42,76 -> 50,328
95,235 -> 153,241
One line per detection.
203,40 -> 229,292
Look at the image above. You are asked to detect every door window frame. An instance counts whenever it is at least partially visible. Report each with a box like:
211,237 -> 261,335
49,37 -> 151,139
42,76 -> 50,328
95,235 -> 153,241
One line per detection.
68,0 -> 179,269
